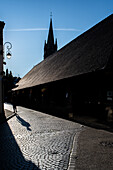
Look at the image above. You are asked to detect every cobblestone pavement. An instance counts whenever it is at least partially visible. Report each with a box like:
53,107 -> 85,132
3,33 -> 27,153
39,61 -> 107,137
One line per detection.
0,104 -> 83,170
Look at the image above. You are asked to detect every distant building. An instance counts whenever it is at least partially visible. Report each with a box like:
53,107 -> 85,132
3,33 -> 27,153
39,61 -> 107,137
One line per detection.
13,14 -> 113,121
3,69 -> 21,103
44,18 -> 57,59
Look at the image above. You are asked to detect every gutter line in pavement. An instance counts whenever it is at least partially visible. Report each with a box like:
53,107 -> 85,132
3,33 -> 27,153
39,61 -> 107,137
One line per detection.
68,129 -> 83,170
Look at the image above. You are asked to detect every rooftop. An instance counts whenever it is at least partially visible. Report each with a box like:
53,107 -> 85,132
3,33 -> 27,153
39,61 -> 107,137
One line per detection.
14,14 -> 113,91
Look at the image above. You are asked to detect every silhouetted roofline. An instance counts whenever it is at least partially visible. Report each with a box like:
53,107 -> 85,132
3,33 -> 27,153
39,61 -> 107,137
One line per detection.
14,14 -> 113,91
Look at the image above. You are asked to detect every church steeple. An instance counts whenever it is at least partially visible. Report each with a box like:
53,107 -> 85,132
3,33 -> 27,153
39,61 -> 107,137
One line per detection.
44,15 -> 57,60
47,18 -> 54,46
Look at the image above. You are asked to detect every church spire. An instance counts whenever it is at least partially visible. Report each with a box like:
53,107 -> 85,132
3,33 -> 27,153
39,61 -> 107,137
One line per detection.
47,18 -> 54,45
44,14 -> 58,60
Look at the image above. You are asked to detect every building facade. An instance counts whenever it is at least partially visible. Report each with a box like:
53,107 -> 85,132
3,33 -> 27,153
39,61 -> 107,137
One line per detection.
0,21 -> 5,121
14,14 -> 113,121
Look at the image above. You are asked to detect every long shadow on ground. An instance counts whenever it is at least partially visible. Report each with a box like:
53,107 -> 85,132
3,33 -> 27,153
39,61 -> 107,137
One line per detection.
0,121 -> 40,169
16,114 -> 31,131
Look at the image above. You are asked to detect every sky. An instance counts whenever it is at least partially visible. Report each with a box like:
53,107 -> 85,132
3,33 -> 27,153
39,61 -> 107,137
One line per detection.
0,0 -> 113,78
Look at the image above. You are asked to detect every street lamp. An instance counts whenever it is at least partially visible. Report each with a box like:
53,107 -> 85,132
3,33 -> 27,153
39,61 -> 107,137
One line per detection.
3,42 -> 12,66
0,21 -> 13,121
0,41 -> 12,118
4,42 -> 12,60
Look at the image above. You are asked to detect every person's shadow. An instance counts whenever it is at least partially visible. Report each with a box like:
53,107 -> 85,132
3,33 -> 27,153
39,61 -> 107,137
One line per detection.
16,114 -> 31,131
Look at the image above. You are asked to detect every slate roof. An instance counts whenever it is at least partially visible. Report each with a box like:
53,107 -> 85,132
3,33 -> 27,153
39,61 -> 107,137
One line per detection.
14,14 -> 113,90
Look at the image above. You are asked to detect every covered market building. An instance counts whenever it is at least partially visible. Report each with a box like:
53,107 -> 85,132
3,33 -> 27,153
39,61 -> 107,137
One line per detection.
13,14 -> 113,120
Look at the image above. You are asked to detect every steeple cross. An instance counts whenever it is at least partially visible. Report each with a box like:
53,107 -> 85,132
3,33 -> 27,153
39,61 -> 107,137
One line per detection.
50,12 -> 52,19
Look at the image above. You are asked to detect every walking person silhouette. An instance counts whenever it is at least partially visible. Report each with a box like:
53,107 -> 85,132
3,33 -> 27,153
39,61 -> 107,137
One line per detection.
12,93 -> 17,113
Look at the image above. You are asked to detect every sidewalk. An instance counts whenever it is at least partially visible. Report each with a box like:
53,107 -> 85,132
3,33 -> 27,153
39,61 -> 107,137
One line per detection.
1,105 -> 113,170
73,126 -> 113,170
1,104 -> 82,170
3,104 -> 113,132
5,109 -> 16,120
68,116 -> 113,170
0,105 -> 16,124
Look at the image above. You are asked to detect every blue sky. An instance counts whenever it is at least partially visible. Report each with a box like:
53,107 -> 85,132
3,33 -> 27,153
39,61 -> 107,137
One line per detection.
0,0 -> 113,77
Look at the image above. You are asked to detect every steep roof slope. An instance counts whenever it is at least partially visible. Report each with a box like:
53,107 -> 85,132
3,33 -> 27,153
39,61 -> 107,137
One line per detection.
15,14 -> 113,90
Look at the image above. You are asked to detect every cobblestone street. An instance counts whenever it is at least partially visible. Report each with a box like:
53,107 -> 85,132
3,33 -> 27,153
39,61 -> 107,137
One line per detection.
0,104 -> 82,170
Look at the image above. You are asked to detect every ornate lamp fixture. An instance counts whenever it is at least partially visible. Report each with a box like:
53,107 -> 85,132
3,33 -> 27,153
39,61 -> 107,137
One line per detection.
4,42 -> 12,59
